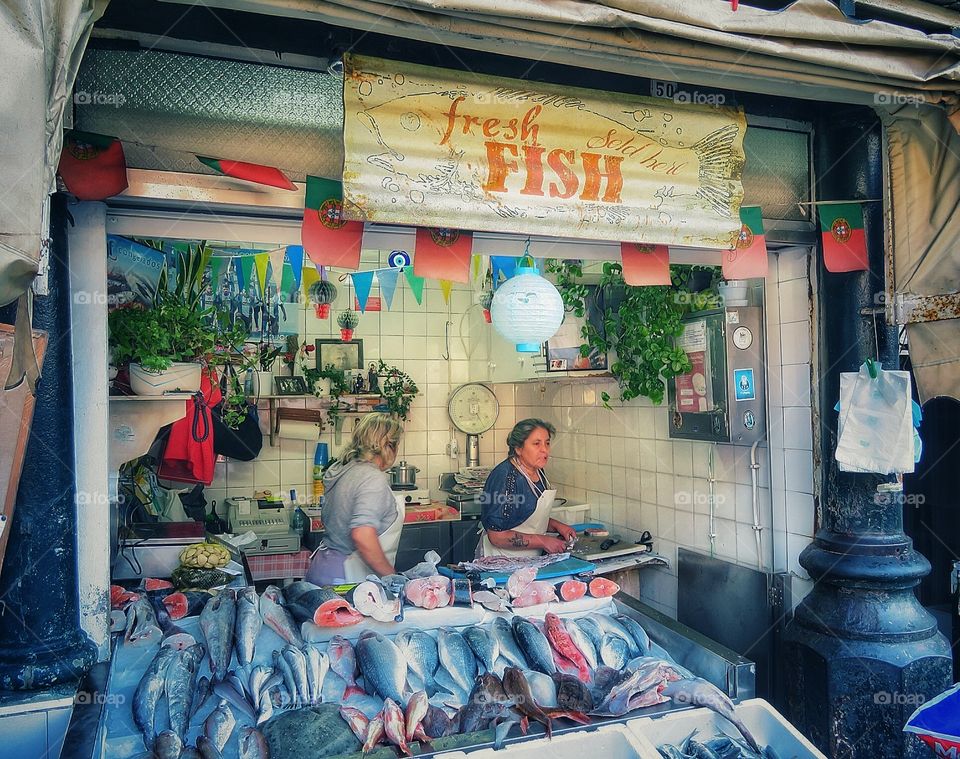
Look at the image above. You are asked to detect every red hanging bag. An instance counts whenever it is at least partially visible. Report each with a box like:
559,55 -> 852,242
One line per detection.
158,368 -> 222,484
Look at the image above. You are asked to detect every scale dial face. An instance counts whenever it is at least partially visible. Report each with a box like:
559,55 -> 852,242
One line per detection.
448,383 -> 499,435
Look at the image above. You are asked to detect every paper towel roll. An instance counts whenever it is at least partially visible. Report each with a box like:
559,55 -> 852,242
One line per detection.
278,419 -> 321,441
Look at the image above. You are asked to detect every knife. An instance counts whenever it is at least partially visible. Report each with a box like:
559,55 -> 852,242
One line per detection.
599,534 -> 622,551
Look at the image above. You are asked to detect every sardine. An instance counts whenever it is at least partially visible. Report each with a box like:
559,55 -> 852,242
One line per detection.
247,665 -> 272,713
260,585 -> 304,645
199,589 -> 236,681
328,634 -> 364,698
564,619 -> 599,669
340,705 -> 371,742
614,614 -> 652,655
512,616 -> 556,675
304,645 -> 329,703
464,626 -> 499,674
154,729 -> 183,759
404,690 -> 429,742
124,595 -> 162,646
355,630 -> 407,703
662,678 -> 761,753
237,726 -> 270,759
382,697 -> 412,756
235,587 -> 262,668
490,617 -> 528,669
395,630 -> 439,695
133,645 -> 178,750
166,643 -> 203,742
282,644 -> 312,705
363,713 -> 385,753
438,627 -> 477,698
197,734 -> 225,759
203,700 -> 235,752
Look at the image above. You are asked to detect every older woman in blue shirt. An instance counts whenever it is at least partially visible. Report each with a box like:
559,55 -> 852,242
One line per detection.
478,418 -> 577,557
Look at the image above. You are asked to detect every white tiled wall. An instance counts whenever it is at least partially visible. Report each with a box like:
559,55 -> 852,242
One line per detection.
519,249 -> 816,618
203,250 -> 481,506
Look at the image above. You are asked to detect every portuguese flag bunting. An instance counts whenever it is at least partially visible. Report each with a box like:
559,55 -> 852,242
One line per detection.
57,130 -> 128,200
723,206 -> 768,280
196,156 -> 296,191
413,228 -> 473,283
819,202 -> 868,272
301,176 -> 363,270
620,243 -> 671,286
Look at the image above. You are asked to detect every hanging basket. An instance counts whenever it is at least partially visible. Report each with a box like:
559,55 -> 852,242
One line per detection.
308,279 -> 338,319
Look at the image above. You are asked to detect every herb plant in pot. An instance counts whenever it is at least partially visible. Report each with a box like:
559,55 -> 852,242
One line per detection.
253,341 -> 281,398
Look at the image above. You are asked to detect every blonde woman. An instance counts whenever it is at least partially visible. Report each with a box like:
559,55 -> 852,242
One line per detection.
305,413 -> 404,584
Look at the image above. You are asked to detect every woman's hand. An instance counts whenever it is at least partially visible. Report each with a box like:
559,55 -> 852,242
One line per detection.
549,519 -> 577,544
539,534 -> 569,554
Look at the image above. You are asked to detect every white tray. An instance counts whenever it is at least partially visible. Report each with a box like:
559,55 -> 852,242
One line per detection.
626,698 -> 827,758
443,723 -> 660,759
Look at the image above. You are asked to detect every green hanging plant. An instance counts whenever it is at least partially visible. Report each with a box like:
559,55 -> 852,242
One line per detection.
546,259 -> 716,406
376,359 -> 419,421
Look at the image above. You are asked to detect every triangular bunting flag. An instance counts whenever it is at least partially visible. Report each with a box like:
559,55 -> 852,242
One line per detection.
620,243 -> 671,286
404,266 -> 425,305
267,247 -> 287,288
301,264 -> 320,296
254,253 -> 270,291
58,130 -> 128,200
377,268 -> 400,310
414,228 -> 473,283
285,245 -> 304,290
280,259 -> 295,296
440,280 -> 453,303
819,203 -> 868,272
302,176 -> 363,270
196,156 -> 296,191
490,256 -> 518,289
472,255 -> 482,280
209,256 -> 228,289
351,270 -> 376,313
236,257 -> 253,292
723,206 -> 768,280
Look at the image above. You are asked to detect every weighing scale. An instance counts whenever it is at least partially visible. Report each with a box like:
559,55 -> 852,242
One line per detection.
447,383 -> 499,467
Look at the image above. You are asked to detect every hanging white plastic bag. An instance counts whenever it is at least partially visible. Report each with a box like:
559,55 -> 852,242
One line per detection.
401,550 -> 442,579
835,361 -> 915,474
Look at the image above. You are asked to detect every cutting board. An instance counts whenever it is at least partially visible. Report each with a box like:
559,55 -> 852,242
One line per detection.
440,556 -> 596,585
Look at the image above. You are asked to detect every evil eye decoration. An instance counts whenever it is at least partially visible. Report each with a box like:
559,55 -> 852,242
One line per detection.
389,250 -> 411,269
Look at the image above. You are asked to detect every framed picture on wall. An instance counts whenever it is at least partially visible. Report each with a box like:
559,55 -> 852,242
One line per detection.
545,285 -> 609,372
316,339 -> 364,372
274,375 -> 308,395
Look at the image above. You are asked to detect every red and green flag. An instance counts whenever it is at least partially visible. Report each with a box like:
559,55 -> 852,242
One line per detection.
819,202 -> 868,272
620,242 -> 671,285
57,130 -> 128,200
301,176 -> 363,270
723,206 -> 768,280
196,156 -> 295,191
413,228 -> 473,283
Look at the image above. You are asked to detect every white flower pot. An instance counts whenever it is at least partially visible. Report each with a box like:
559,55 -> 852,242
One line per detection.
311,377 -> 331,397
129,362 -> 202,396
253,370 -> 274,397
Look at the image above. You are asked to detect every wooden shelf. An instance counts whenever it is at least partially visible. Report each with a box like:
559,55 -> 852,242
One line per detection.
258,394 -> 388,446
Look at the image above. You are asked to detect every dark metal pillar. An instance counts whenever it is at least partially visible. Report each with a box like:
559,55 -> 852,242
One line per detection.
782,109 -> 952,758
0,195 -> 97,688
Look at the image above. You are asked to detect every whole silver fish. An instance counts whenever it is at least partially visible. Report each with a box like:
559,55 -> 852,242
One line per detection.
124,595 -> 162,646
200,590 -> 236,681
165,643 -> 204,742
490,617 -> 527,669
614,614 -> 652,655
437,627 -> 477,698
133,645 -> 179,750
304,645 -> 329,703
599,633 -> 629,670
382,698 -> 411,755
235,587 -> 262,668
662,678 -> 761,753
181,748 -> 203,759
203,699 -> 235,752
328,634 -> 363,698
394,630 -> 439,694
197,734 -> 225,759
212,679 -> 257,722
594,615 -> 641,658
511,616 -> 556,675
248,665 -> 272,713
274,649 -> 298,706
574,618 -> 604,651
464,626 -> 499,674
238,726 -> 271,759
191,675 -> 212,719
154,729 -> 183,759
283,645 -> 312,705
260,586 -> 303,646
355,631 -> 407,703
564,619 -> 599,669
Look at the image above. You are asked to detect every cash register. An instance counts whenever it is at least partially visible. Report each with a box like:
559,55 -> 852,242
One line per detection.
224,496 -> 301,556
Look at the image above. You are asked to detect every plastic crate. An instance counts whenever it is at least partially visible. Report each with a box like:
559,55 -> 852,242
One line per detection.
454,724 -> 660,759
626,698 -> 827,758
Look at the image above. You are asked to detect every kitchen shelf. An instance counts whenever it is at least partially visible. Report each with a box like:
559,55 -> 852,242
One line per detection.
253,394 -> 387,446
108,393 -> 193,471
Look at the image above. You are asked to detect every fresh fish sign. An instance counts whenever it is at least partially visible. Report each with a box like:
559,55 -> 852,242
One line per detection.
342,54 -> 747,248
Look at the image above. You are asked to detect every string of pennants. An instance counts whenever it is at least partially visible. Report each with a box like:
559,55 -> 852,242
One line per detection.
59,132 -> 871,284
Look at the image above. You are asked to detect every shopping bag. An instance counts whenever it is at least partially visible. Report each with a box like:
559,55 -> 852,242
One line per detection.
903,683 -> 960,756
835,361 -> 915,474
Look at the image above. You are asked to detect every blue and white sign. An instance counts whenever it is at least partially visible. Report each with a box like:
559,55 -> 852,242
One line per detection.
734,368 -> 756,401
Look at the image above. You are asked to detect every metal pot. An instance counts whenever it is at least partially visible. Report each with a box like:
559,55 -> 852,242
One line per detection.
388,460 -> 420,488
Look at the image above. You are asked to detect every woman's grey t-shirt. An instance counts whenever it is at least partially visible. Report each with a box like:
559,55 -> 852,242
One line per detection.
320,459 -> 398,555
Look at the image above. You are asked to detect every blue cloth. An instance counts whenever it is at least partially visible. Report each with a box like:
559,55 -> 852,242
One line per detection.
480,458 -> 547,532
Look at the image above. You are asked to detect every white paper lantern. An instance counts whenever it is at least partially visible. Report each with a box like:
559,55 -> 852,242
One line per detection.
490,264 -> 565,352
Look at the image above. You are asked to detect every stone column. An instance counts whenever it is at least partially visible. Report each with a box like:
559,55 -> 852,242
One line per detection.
0,195 -> 97,688
782,109 -> 951,758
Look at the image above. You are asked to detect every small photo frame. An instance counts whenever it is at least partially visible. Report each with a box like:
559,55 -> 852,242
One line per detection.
315,338 -> 364,372
274,375 -> 308,395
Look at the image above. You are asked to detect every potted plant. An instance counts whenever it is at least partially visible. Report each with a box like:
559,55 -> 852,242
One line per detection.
479,290 -> 494,323
375,359 -> 419,421
108,243 -> 245,395
253,340 -> 282,397
337,309 -> 360,341
308,278 -> 338,319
